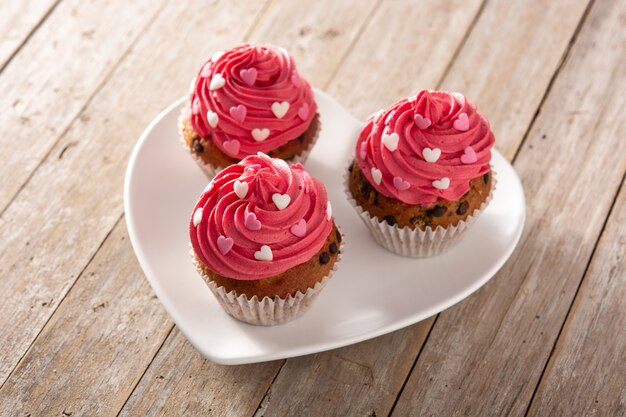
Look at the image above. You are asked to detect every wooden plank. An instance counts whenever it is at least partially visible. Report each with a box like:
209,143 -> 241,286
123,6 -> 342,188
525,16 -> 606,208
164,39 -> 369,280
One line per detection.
527,183 -> 626,416
0,0 -> 59,70
0,0 -> 380,412
439,0 -> 591,159
252,0 -> 591,414
391,0 -> 626,415
0,0 -> 266,390
119,328 -> 282,416
0,0 -> 167,213
0,220 -> 174,416
327,0 -> 485,120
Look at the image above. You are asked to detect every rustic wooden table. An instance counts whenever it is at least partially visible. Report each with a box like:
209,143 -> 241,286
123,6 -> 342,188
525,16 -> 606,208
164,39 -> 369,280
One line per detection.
1,0 -> 625,415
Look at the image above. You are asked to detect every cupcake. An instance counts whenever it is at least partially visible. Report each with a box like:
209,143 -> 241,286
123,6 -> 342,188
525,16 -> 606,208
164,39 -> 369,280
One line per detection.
180,43 -> 320,178
189,153 -> 341,325
346,90 -> 495,257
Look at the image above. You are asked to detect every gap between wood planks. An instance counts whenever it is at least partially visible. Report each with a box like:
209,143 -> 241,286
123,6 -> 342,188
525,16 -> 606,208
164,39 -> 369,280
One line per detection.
387,0 -> 598,414
0,0 -> 169,220
522,171 -> 626,417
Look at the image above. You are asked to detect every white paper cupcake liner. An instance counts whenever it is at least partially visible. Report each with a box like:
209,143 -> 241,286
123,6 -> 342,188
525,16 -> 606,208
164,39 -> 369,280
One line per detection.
179,106 -> 320,179
344,165 -> 496,258
191,230 -> 344,326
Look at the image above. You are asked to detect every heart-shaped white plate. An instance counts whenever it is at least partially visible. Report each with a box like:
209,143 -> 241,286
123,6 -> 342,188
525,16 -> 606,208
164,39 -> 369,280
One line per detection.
124,89 -> 525,365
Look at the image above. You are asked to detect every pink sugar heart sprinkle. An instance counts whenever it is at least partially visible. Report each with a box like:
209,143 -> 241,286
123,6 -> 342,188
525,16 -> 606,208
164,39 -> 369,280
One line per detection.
200,62 -> 212,78
240,67 -> 257,86
460,146 -> 477,164
290,219 -> 307,237
359,142 -> 367,160
192,97 -> 200,115
298,103 -> 309,120
216,235 -> 233,255
244,212 -> 262,231
222,139 -> 240,156
393,176 -> 411,191
291,70 -> 303,87
453,112 -> 470,131
414,114 -> 432,130
229,104 -> 247,122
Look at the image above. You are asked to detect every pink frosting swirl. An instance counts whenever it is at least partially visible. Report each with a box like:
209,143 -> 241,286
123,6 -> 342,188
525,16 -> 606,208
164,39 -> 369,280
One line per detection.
189,44 -> 317,159
356,90 -> 494,205
189,154 -> 333,280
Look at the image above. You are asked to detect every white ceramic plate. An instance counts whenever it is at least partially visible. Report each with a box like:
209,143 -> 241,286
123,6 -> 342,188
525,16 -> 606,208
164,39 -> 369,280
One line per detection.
125,90 -> 525,365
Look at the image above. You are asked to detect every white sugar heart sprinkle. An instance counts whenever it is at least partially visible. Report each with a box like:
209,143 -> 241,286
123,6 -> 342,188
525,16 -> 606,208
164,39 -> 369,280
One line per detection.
272,193 -> 291,210
254,245 -> 273,261
432,177 -> 450,190
382,132 -> 399,152
193,207 -> 203,226
371,167 -> 382,185
234,180 -> 248,199
211,51 -> 225,62
252,128 -> 270,142
271,101 -> 290,118
422,147 -> 441,163
209,73 -> 225,90
326,201 -> 332,220
206,110 -> 218,128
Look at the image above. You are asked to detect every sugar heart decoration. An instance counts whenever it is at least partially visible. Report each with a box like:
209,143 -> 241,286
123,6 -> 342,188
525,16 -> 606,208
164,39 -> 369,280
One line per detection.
291,70 -> 302,87
393,176 -> 410,191
233,180 -> 248,199
193,207 -> 203,226
453,112 -> 469,131
229,104 -> 247,122
211,51 -> 225,62
222,139 -> 240,156
200,62 -> 212,78
272,193 -> 291,210
432,177 -> 450,190
460,146 -> 477,164
271,101 -> 290,119
298,103 -> 309,120
371,167 -> 382,185
254,245 -> 273,261
414,114 -> 432,130
359,142 -> 367,160
239,67 -> 257,86
252,128 -> 270,142
244,212 -> 262,230
206,110 -> 219,128
217,235 -> 233,255
290,219 -> 307,237
209,73 -> 225,90
192,97 -> 200,115
422,147 -> 441,163
382,132 -> 399,152
326,201 -> 332,220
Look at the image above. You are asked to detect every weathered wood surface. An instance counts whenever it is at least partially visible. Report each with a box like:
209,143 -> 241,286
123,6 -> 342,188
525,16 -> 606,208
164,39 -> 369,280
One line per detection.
0,0 -> 624,414
391,0 -> 626,414
528,181 -> 626,417
0,0 -> 58,69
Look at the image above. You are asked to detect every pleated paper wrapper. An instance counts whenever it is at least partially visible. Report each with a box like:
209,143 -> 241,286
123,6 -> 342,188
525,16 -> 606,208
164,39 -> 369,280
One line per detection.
191,237 -> 343,326
179,105 -> 320,179
344,167 -> 495,258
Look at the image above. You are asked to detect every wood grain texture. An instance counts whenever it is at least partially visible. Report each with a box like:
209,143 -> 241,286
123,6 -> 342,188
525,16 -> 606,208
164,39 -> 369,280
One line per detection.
0,0 -> 58,70
391,0 -> 626,414
119,328 -> 282,416
327,0 -> 485,119
0,0 -> 166,213
254,323 -> 434,417
0,220 -> 173,416
439,0 -> 591,159
0,0 -> 266,390
527,185 -> 626,416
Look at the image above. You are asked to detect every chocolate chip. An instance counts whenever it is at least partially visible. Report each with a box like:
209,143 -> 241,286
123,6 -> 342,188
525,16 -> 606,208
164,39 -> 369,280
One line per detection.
384,215 -> 396,226
335,229 -> 342,243
457,202 -> 468,215
427,205 -> 446,217
192,138 -> 204,154
483,172 -> 489,184
329,243 -> 338,254
319,252 -> 330,264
